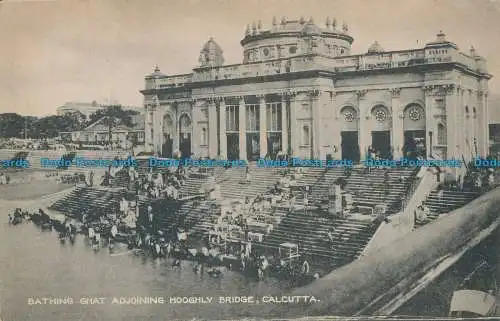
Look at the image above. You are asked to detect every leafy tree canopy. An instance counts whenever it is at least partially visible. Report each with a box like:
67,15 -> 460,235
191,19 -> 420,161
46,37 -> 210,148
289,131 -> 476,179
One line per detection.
0,105 -> 139,139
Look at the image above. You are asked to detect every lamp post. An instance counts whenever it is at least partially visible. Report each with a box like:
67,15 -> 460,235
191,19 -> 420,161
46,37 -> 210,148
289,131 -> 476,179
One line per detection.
428,131 -> 433,158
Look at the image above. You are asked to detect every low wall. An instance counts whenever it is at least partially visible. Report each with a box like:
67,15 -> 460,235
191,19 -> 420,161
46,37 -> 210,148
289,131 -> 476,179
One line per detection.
242,187 -> 500,318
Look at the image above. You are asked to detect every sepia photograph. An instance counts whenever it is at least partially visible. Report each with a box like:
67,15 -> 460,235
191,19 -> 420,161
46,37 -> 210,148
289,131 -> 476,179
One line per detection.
1,0 -> 500,320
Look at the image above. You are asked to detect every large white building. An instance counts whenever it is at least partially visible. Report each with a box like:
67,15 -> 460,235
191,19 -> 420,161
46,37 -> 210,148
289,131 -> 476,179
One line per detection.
141,17 -> 491,169
57,101 -> 143,118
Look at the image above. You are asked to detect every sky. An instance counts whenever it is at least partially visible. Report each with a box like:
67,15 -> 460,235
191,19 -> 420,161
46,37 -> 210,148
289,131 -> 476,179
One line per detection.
0,0 -> 499,117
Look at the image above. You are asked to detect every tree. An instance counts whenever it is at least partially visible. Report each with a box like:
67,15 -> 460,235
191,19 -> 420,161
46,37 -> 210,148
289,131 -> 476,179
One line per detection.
33,115 -> 84,138
0,113 -> 26,138
88,105 -> 139,144
66,111 -> 88,130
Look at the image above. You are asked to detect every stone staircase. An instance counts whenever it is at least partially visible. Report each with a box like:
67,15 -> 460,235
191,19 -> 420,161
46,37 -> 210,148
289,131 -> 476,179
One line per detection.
259,209 -> 377,269
415,189 -> 481,227
0,149 -> 19,161
344,167 -> 418,213
49,186 -> 126,218
306,168 -> 345,204
218,163 -> 283,199
159,200 -> 217,236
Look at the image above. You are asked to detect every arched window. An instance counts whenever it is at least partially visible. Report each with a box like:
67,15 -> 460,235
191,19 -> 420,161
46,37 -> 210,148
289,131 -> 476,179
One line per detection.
465,106 -> 469,114
163,114 -> 175,137
473,107 -> 477,118
179,114 -> 192,133
437,123 -> 447,145
301,125 -> 310,146
201,128 -> 207,145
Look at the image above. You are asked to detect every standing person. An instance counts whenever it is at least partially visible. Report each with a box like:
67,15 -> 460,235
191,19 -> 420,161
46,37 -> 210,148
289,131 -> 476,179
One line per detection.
245,167 -> 251,184
437,185 -> 444,202
89,170 -> 94,187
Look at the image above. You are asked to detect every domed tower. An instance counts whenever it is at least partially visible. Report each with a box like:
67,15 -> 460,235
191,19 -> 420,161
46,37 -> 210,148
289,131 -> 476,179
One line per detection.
425,31 -> 458,49
144,65 -> 166,89
299,19 -> 326,54
367,41 -> 384,54
240,17 -> 353,63
198,37 -> 225,68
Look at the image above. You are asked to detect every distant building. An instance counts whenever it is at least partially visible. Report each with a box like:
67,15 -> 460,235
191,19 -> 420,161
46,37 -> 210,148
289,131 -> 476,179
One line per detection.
57,101 -> 143,118
59,114 -> 145,148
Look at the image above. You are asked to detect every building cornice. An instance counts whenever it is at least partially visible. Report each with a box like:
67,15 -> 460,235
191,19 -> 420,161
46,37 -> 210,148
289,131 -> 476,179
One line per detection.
140,62 -> 490,97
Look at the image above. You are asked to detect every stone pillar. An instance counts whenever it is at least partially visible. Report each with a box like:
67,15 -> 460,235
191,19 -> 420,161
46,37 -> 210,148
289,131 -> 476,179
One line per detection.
153,97 -> 162,156
483,92 -> 489,156
331,93 -> 342,160
258,94 -> 267,158
424,87 -> 434,158
174,106 -> 180,155
145,105 -> 154,153
459,88 -> 467,160
445,85 -> 458,160
391,88 -> 404,159
476,92 -> 485,157
357,90 -> 370,159
289,93 -> 298,156
281,94 -> 288,155
311,90 -> 322,159
238,96 -> 247,160
191,100 -> 201,157
208,99 -> 218,158
219,98 -> 227,159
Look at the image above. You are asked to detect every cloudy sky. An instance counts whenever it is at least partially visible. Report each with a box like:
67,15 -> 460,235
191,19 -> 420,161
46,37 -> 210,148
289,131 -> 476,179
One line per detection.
0,0 -> 499,116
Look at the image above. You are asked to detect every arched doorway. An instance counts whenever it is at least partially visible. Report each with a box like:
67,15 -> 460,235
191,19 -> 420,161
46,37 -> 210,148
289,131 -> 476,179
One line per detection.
179,114 -> 192,159
162,114 -> 174,158
340,106 -> 360,162
370,105 -> 392,159
403,104 -> 426,159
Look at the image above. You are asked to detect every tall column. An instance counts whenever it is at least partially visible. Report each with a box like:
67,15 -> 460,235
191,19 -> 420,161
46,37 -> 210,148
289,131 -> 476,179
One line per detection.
281,94 -> 288,155
424,87 -> 434,158
331,93 -> 341,160
476,91 -> 485,157
310,90 -> 323,159
258,94 -> 267,158
219,98 -> 227,159
145,105 -> 154,153
483,92 -> 489,156
153,96 -> 162,156
445,85 -> 458,161
174,107 -> 180,155
289,93 -> 298,156
391,88 -> 404,159
238,96 -> 247,160
357,90 -> 370,159
315,90 -> 329,159
208,99 -> 218,158
191,100 -> 201,157
459,89 -> 467,160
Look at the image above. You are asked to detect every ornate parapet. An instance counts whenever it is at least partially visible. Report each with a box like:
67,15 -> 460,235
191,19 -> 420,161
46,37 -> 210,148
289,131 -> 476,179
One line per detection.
279,89 -> 298,97
307,89 -> 321,98
423,84 -> 458,96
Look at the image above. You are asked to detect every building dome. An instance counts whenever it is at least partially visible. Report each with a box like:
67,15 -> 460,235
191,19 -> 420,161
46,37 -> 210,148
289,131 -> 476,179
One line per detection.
301,21 -> 322,36
146,65 -> 166,78
425,31 -> 457,49
202,37 -> 223,52
367,41 -> 384,54
240,17 -> 353,63
199,37 -> 225,68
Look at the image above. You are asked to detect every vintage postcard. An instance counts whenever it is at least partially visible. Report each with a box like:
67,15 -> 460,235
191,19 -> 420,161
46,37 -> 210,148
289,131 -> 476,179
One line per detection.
0,0 -> 499,320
